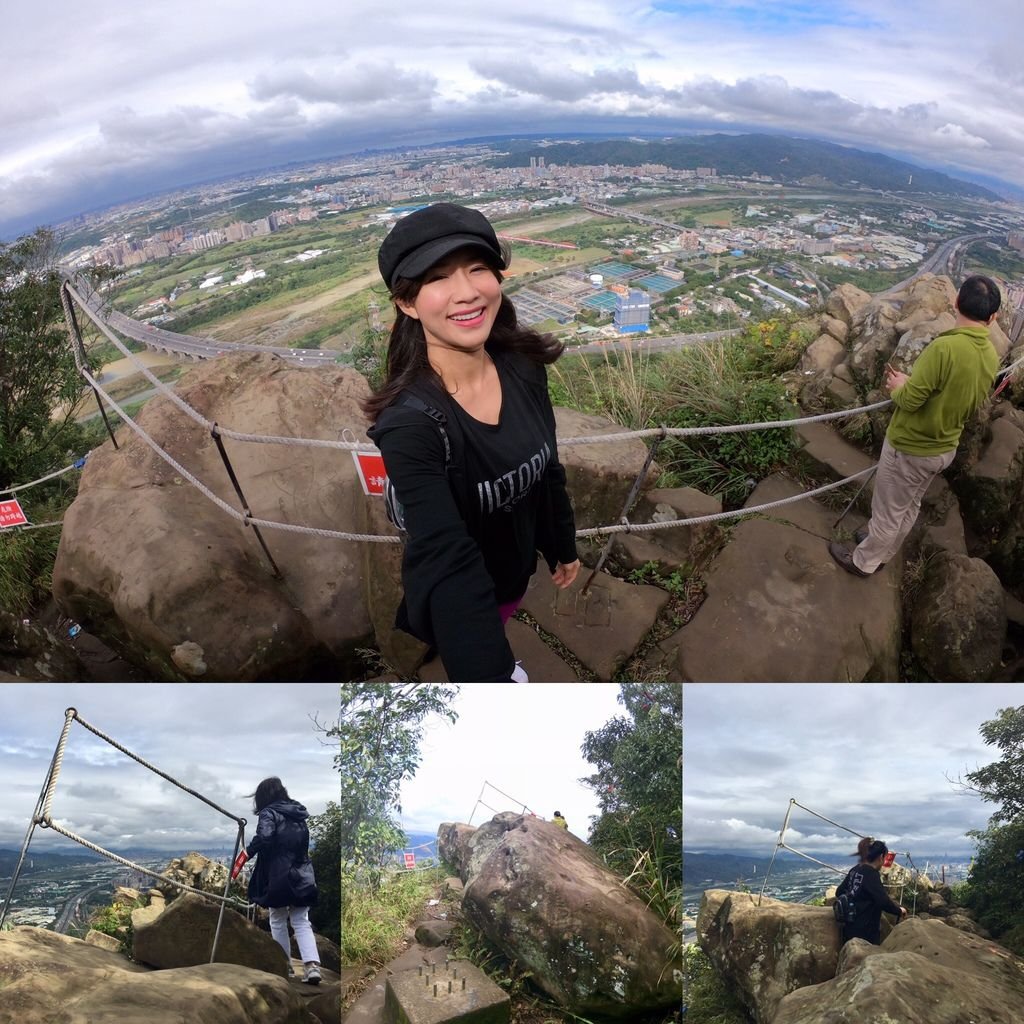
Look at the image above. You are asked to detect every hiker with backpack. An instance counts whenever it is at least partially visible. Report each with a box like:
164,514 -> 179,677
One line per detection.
365,203 -> 580,682
834,839 -> 907,945
232,777 -> 321,983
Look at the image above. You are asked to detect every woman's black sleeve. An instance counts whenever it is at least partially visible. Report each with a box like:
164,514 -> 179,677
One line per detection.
863,870 -> 902,916
379,421 -> 515,682
246,809 -> 276,858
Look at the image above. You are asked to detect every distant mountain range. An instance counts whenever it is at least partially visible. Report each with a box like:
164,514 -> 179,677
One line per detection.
0,845 -> 236,876
487,133 -> 1000,201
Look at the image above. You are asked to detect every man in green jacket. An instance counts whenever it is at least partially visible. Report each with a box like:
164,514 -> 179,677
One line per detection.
830,274 -> 1001,577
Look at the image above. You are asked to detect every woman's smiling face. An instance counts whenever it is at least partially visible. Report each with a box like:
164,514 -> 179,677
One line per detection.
397,247 -> 503,355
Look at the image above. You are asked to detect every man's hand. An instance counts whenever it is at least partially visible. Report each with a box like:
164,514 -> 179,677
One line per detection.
885,367 -> 909,393
551,560 -> 580,589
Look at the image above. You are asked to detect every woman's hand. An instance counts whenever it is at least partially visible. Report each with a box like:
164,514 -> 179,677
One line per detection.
551,560 -> 581,589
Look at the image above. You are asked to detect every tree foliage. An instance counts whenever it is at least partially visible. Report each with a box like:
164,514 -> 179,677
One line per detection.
961,704 -> 1024,950
333,683 -> 458,889
581,683 -> 682,888
0,228 -> 87,487
307,801 -> 341,946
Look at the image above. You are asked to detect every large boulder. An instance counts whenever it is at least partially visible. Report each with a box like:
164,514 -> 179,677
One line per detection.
437,822 -> 478,880
825,283 -> 872,329
774,918 -> 1024,1024
895,274 -> 958,327
909,551 -> 1006,681
0,927 -> 314,1024
696,890 -> 841,1024
455,813 -> 681,1018
799,334 -> 846,375
891,313 -> 956,365
133,892 -> 288,975
669,475 -> 902,682
53,352 -> 376,680
848,300 -> 900,377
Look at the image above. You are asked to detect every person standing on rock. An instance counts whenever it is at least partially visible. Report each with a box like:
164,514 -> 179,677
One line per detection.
553,811 -> 568,830
365,203 -> 580,682
235,777 -> 321,984
836,840 -> 907,945
829,274 -> 1001,577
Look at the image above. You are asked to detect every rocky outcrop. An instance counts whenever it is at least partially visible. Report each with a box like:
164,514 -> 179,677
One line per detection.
909,552 -> 1006,680
156,850 -> 231,901
54,352 -> 375,681
773,918 -> 1024,1024
696,890 -> 841,1024
438,822 -> 477,878
133,892 -> 288,974
0,611 -> 85,681
0,926 -> 315,1024
438,813 -> 681,1019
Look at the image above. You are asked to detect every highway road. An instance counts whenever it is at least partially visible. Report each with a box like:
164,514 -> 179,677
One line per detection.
53,882 -> 105,934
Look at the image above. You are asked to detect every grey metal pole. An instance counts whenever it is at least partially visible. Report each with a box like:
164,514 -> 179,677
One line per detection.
759,799 -> 796,906
210,821 -> 246,964
0,712 -> 75,928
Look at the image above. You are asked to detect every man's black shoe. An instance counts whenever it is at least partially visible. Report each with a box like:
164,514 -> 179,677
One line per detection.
829,540 -> 872,578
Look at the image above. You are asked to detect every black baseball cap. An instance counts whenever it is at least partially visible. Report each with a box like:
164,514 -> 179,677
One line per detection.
377,203 -> 506,289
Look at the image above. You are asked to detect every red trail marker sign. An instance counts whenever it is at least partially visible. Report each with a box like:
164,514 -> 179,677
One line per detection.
351,451 -> 386,496
0,499 -> 28,529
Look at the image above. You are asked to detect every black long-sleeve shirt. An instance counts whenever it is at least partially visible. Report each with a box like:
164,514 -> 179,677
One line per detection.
368,348 -> 577,682
836,862 -> 902,944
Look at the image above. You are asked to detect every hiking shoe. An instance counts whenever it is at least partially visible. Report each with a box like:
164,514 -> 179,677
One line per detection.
852,527 -> 885,568
829,540 -> 872,578
287,964 -> 297,979
303,962 -> 321,985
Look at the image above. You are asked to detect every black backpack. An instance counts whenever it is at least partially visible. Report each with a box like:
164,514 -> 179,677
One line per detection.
382,395 -> 451,533
833,892 -> 857,925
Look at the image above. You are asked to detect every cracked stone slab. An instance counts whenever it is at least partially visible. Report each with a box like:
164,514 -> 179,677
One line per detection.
521,559 -> 669,680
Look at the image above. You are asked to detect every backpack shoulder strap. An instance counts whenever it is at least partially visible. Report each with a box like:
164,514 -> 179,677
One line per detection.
397,394 -> 451,466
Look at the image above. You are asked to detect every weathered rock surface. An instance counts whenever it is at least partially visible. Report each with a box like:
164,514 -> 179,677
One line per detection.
554,408 -> 660,532
414,920 -> 455,947
910,551 -> 1006,680
521,558 -> 669,680
83,928 -> 121,952
825,282 -> 872,328
0,926 -> 314,1024
696,890 -> 841,1024
437,823 -> 477,878
133,892 -> 288,975
671,475 -> 901,682
442,813 -> 681,1018
156,850 -> 231,901
53,352 -> 375,680
773,918 -> 1024,1024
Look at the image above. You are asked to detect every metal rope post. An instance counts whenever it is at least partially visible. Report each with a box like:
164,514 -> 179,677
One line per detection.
61,284 -> 119,449
210,819 -> 247,964
759,798 -> 795,905
210,423 -> 282,579
0,710 -> 75,928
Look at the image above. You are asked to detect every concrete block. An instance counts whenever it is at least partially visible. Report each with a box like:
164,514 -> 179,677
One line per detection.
384,959 -> 510,1024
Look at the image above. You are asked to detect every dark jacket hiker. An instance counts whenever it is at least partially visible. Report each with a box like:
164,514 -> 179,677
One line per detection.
246,798 -> 318,908
836,855 -> 903,945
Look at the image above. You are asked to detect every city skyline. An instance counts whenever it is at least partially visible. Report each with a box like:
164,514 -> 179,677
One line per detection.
3,1 -> 1023,238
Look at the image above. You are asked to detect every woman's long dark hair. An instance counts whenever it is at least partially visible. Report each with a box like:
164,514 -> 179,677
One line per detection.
362,252 -> 564,423
252,777 -> 290,813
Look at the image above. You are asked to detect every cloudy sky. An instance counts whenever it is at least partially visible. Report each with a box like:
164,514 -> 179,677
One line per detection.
684,683 -> 1022,861
398,684 -> 626,841
3,1 -> 1023,238
0,683 -> 339,853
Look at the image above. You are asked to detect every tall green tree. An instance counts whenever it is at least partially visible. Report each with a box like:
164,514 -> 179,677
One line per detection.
307,801 -> 341,945
581,683 -> 682,889
333,683 -> 458,889
961,704 -> 1024,952
0,228 -> 86,487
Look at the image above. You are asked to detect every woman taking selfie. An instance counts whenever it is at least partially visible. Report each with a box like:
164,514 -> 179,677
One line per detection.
365,203 -> 579,682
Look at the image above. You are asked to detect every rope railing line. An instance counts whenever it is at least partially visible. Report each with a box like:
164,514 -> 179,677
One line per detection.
61,282 -> 889,451
36,818 -> 250,908
0,457 -> 89,496
0,520 -> 65,533
79,365 -> 403,544
575,465 -> 877,538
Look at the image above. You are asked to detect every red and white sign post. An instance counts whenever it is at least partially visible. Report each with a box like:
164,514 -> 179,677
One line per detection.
403,852 -> 416,870
351,451 -> 387,497
0,499 -> 28,529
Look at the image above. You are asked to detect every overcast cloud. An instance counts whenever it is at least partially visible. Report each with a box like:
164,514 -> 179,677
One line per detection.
684,684 -> 1022,860
0,684 -> 338,853
398,684 -> 627,841
3,1 -> 1024,237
